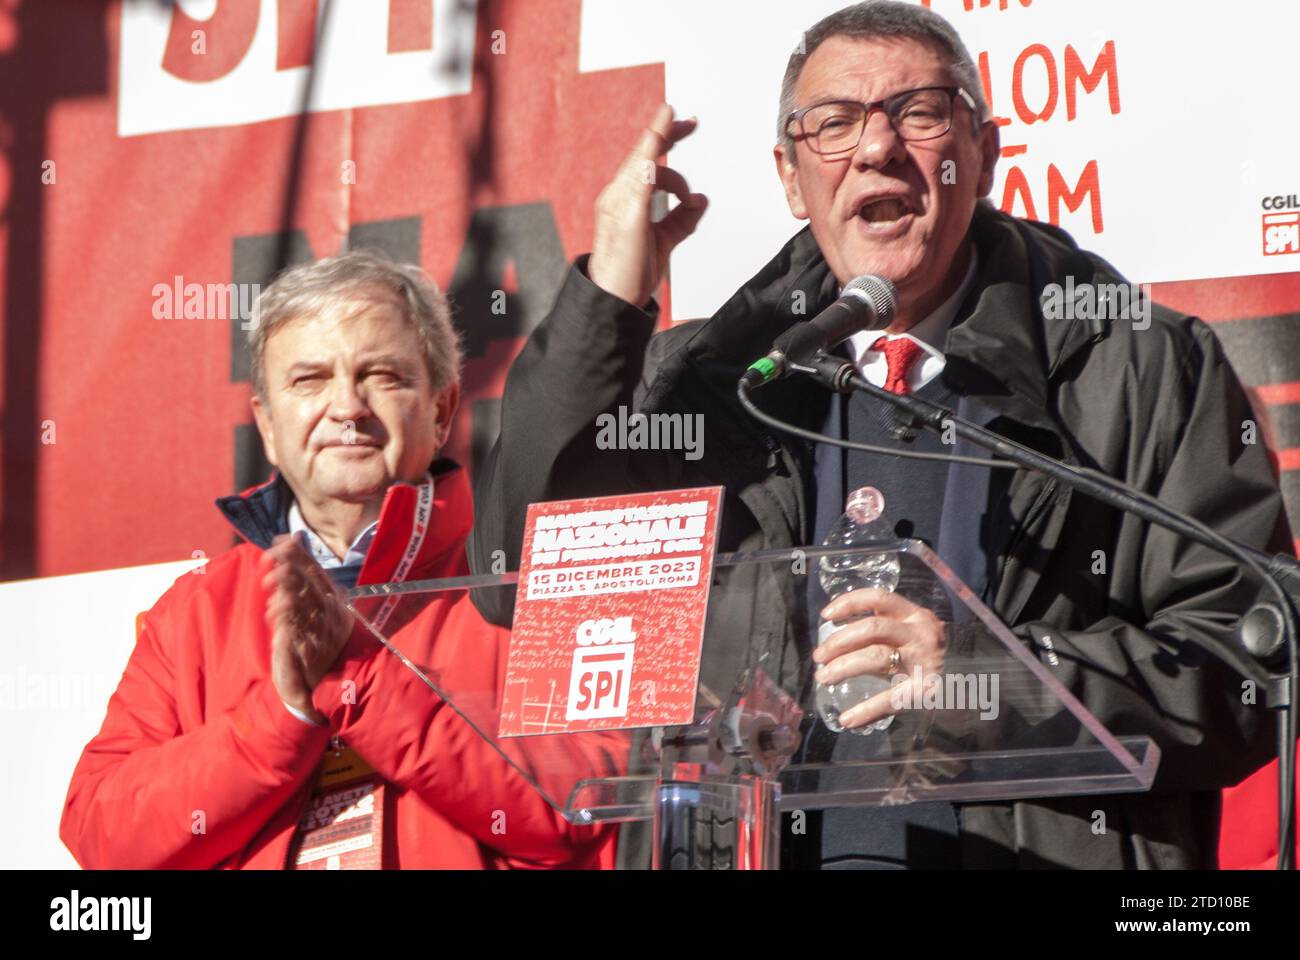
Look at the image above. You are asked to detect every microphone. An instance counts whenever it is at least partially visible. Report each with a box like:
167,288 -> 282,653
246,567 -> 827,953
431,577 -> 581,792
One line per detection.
741,275 -> 896,388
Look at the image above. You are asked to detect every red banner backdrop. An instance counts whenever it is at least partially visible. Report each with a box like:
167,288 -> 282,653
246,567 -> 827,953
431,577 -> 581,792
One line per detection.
0,0 -> 664,581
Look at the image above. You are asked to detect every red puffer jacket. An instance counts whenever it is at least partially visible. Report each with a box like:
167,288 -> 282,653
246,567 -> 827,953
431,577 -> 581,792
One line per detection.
60,461 -> 620,869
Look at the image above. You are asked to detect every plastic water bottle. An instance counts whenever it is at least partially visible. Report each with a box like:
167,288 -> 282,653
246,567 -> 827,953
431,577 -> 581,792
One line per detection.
814,486 -> 901,735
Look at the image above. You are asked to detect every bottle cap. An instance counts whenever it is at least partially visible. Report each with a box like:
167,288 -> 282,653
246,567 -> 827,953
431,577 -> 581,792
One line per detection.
844,486 -> 885,524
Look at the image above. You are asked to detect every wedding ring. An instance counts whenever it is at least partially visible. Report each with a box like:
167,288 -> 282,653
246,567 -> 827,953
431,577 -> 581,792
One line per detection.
887,648 -> 902,677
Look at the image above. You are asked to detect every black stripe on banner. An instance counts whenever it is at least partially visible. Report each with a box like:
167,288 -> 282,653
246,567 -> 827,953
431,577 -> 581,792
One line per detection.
1264,403 -> 1300,452
1209,314 -> 1300,390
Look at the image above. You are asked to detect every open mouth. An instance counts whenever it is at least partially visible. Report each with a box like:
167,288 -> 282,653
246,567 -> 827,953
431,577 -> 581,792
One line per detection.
857,197 -> 911,224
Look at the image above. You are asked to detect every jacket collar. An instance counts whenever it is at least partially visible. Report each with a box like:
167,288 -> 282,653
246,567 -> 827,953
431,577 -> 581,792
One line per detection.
941,204 -> 1106,427
650,204 -> 1107,442
216,473 -> 291,551
215,457 -> 471,585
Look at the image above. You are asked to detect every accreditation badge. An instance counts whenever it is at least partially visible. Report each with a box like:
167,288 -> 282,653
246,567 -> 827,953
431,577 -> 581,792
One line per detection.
288,740 -> 385,870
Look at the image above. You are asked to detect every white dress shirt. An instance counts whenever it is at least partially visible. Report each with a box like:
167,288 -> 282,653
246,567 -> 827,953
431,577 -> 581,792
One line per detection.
288,502 -> 380,569
845,246 -> 979,394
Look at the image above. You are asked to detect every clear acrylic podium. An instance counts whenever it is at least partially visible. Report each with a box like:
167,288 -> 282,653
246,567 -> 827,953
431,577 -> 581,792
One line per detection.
345,541 -> 1159,869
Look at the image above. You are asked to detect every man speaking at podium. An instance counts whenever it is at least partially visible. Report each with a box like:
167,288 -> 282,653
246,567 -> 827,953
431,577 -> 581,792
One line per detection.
469,1 -> 1289,868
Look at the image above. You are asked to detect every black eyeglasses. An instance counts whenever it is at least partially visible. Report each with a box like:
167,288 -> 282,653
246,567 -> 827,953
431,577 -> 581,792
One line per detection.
784,85 -> 977,155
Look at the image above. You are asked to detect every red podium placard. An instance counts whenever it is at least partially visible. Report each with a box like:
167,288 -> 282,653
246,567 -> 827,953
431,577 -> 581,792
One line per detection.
498,487 -> 723,737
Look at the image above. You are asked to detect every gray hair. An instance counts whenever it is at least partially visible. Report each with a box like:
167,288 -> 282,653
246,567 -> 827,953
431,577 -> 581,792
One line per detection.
778,0 -> 991,154
248,249 -> 462,398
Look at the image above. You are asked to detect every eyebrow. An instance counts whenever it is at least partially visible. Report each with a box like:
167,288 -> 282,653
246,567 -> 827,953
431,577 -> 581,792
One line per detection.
801,82 -> 951,109
356,354 -> 421,370
282,355 -> 420,373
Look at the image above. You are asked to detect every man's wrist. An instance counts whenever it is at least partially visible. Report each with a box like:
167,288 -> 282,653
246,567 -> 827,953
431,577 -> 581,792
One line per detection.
576,255 -> 658,314
281,696 -> 326,727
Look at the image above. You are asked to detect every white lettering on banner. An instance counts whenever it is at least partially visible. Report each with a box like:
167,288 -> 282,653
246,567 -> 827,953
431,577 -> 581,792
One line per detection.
118,0 -> 478,137
575,616 -> 637,646
530,500 -> 710,565
528,557 -> 700,599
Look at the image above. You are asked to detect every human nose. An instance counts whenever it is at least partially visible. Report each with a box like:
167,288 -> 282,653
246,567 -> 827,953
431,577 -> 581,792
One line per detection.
326,375 -> 370,422
851,107 -> 907,170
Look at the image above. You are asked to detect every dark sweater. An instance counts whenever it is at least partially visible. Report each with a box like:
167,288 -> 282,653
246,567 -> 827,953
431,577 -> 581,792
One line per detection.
794,371 -> 967,870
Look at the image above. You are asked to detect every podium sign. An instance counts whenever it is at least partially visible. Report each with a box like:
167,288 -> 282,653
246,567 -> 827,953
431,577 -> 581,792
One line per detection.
498,487 -> 723,737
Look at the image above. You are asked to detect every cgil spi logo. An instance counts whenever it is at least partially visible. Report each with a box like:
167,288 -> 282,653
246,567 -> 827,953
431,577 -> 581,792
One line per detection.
566,617 -> 636,722
1262,193 -> 1300,256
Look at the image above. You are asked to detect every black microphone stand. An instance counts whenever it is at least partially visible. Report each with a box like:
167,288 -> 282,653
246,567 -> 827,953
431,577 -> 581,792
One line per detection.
738,353 -> 1299,869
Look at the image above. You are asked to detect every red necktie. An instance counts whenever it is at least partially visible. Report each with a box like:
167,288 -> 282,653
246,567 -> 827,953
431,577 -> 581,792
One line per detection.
871,336 -> 927,395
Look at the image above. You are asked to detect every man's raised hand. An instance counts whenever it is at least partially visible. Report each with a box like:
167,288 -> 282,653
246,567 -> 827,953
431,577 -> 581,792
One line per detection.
587,103 -> 709,309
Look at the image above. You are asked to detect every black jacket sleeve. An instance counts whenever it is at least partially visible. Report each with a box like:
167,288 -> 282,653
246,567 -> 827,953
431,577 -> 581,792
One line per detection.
467,258 -> 680,626
1016,318 -> 1291,794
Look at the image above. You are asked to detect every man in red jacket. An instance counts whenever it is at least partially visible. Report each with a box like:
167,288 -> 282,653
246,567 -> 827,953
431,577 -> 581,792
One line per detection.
61,250 -> 620,869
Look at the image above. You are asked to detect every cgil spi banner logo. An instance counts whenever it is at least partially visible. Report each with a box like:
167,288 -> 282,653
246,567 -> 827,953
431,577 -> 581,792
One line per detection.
1262,193 -> 1300,257
566,616 -> 636,722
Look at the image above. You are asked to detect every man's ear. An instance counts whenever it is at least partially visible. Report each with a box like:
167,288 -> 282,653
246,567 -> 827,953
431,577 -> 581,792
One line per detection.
774,143 -> 809,220
976,120 -> 1001,198
431,381 -> 460,452
250,393 -> 280,469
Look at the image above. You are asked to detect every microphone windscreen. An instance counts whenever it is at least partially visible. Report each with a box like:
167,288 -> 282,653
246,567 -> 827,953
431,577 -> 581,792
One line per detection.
842,274 -> 897,329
